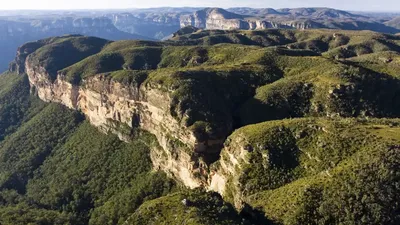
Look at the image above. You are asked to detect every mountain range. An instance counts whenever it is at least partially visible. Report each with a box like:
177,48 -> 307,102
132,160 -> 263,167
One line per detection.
0,7 -> 400,72
0,23 -> 399,224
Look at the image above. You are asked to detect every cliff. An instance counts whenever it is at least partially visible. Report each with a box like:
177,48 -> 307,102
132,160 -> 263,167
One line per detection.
12,30 -> 400,214
209,118 -> 400,209
24,60 -> 217,189
179,8 -> 309,30
20,36 -> 233,188
179,7 -> 399,33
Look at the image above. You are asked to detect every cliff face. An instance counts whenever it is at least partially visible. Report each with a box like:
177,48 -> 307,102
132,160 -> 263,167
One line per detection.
208,133 -> 248,209
180,8 -> 322,30
25,60 -> 215,188
17,29 -> 400,212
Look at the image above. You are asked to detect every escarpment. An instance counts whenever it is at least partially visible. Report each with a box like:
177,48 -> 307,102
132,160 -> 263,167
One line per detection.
12,29 -> 400,214
209,118 -> 400,210
180,8 -> 319,31
25,61 -> 223,188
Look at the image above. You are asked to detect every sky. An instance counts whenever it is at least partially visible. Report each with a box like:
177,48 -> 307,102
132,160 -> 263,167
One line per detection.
0,0 -> 399,12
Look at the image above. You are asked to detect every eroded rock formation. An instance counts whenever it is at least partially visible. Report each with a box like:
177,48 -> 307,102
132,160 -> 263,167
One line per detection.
25,60 -> 219,188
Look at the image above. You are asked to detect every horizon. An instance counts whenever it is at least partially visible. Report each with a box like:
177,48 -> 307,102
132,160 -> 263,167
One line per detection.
0,0 -> 399,12
0,6 -> 399,13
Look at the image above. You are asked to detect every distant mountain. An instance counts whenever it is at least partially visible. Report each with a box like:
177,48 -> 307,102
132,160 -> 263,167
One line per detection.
228,7 -> 366,19
227,7 -> 282,16
274,7 -> 367,19
3,27 -> 400,224
180,8 -> 247,29
106,12 -> 183,40
0,17 -> 150,72
1,7 -> 400,72
180,7 -> 400,32
385,17 -> 400,29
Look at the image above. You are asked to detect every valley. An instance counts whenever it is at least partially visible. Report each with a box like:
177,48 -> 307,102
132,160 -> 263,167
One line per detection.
0,27 -> 399,224
1,7 -> 400,72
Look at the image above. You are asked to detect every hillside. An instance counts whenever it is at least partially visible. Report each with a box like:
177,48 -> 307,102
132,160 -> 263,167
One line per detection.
0,72 -> 177,224
1,6 -> 400,72
1,28 -> 400,224
0,17 -> 151,73
385,17 -> 400,29
180,7 -> 400,33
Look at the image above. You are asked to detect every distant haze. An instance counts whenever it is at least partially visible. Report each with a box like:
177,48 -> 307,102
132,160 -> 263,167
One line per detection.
0,0 -> 399,12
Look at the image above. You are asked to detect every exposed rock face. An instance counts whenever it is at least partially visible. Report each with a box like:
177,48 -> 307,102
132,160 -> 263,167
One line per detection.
179,7 -> 400,33
208,133 -> 248,209
180,8 -> 323,30
25,60 -> 217,188
180,8 -> 244,29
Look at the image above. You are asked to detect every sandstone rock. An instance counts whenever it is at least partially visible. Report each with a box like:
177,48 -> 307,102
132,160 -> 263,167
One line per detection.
25,58 -> 224,188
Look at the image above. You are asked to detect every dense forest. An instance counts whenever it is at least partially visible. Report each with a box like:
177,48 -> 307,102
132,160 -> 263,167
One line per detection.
0,27 -> 399,224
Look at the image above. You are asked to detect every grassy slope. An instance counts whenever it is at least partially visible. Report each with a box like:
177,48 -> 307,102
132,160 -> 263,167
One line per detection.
5,28 -> 400,224
248,133 -> 400,224
223,117 -> 400,224
27,36 -> 110,80
32,30 -> 400,132
0,73 -> 176,225
128,189 -> 247,225
0,72 -> 47,141
26,122 -> 176,225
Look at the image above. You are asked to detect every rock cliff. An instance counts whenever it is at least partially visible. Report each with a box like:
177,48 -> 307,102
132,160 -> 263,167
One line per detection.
24,56 -> 218,188
14,30 -> 400,211
180,8 -> 328,30
179,7 -> 399,33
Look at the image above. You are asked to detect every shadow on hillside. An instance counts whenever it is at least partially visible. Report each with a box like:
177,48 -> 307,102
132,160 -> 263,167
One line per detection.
240,203 -> 276,225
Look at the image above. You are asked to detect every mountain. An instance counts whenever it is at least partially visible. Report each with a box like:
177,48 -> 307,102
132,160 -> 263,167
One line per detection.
106,12 -> 183,40
0,17 -> 150,73
1,7 -> 400,72
274,7 -> 367,19
228,7 -> 366,19
181,7 -> 400,32
385,17 -> 400,29
0,72 -> 176,224
1,27 -> 399,224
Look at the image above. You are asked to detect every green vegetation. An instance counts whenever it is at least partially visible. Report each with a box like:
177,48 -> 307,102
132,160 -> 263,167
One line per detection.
27,36 -> 109,80
221,117 -> 400,224
22,30 -> 400,136
128,189 -> 248,225
0,103 -> 83,192
61,46 -> 161,84
3,27 -> 400,224
107,70 -> 149,86
0,72 -> 47,141
25,122 -> 175,224
248,136 -> 400,225
0,73 -> 176,225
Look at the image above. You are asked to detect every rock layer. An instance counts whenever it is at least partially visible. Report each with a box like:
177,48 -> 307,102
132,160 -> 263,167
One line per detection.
180,8 -> 322,30
25,61 -> 216,188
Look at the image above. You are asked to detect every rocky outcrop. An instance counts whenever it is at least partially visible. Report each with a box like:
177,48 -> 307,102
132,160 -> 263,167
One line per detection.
178,7 -> 400,33
25,60 -> 221,188
208,133 -> 249,209
179,8 -> 324,30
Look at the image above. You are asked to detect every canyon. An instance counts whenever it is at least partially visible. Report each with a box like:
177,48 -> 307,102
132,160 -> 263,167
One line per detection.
9,28 -> 400,215
1,7 -> 400,73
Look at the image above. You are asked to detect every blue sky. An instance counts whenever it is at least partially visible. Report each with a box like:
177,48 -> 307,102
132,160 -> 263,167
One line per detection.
0,0 -> 398,12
